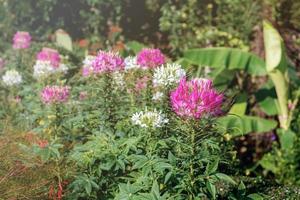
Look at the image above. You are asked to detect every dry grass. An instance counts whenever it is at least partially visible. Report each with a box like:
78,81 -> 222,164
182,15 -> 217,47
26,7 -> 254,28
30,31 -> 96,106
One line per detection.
0,123 -> 63,200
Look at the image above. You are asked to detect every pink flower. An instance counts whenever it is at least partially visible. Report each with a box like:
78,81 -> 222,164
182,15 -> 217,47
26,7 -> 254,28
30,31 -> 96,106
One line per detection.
82,66 -> 92,77
13,31 -> 31,49
170,78 -> 223,119
92,51 -> 124,74
135,76 -> 150,92
136,48 -> 166,68
79,91 -> 88,100
37,139 -> 49,148
37,48 -> 61,68
41,85 -> 70,104
14,96 -> 21,103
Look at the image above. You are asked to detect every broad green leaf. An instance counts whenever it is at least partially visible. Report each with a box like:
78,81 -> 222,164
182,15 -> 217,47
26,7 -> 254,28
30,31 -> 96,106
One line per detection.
218,115 -> 278,136
55,29 -> 73,51
263,21 -> 289,129
263,21 -> 283,72
259,153 -> 277,174
277,129 -> 296,149
258,97 -> 279,116
210,68 -> 235,90
229,93 -> 248,115
126,41 -> 145,54
183,48 -> 266,76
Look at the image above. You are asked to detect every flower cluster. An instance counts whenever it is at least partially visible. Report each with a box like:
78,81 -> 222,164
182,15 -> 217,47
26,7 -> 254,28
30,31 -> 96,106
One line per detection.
112,72 -> 125,89
170,78 -> 223,119
131,109 -> 169,128
153,63 -> 186,87
136,48 -> 166,68
36,48 -> 61,68
33,60 -> 68,79
152,91 -> 164,101
82,55 -> 96,76
2,70 -> 22,86
124,56 -> 139,70
92,51 -> 124,74
33,48 -> 67,79
13,31 -> 31,49
41,85 -> 70,104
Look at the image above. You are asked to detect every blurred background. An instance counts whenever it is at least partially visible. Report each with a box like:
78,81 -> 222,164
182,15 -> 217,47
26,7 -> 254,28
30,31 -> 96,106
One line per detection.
0,0 -> 299,61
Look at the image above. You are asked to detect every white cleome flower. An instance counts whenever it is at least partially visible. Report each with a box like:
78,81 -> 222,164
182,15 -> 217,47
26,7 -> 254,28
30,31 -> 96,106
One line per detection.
152,91 -> 164,101
124,56 -> 140,70
83,55 -> 96,66
112,71 -> 125,89
131,109 -> 169,128
153,63 -> 186,87
2,69 -> 22,86
33,60 -> 68,79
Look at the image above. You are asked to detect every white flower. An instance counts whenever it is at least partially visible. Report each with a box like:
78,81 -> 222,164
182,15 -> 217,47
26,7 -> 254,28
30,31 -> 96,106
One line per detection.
2,69 -> 22,86
82,55 -> 96,76
83,55 -> 96,66
33,60 -> 68,79
124,56 -> 140,70
152,91 -> 164,101
153,63 -> 186,87
112,71 -> 125,89
131,109 -> 169,128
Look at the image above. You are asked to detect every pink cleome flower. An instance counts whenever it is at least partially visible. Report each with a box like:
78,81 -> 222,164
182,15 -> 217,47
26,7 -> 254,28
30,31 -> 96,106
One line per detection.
37,48 -> 61,68
170,78 -> 223,119
92,51 -> 124,74
37,139 -> 49,148
136,48 -> 166,68
41,85 -> 70,104
13,31 -> 31,49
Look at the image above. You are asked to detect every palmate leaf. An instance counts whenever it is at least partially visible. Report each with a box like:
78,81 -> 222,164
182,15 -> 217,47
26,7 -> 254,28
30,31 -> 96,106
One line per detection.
218,115 -> 278,136
183,48 -> 266,76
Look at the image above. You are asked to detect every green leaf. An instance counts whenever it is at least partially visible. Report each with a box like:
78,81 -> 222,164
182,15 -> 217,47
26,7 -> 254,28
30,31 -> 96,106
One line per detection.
206,158 -> 219,175
55,29 -> 73,51
215,173 -> 236,185
263,21 -> 289,129
210,68 -> 235,90
183,48 -> 266,76
247,193 -> 264,200
258,97 -> 279,116
206,181 -> 216,199
164,171 -> 172,184
237,181 -> 246,196
126,41 -> 145,54
229,93 -> 248,115
84,182 -> 92,195
277,129 -> 296,149
259,153 -> 277,174
263,21 -> 283,72
218,115 -> 278,136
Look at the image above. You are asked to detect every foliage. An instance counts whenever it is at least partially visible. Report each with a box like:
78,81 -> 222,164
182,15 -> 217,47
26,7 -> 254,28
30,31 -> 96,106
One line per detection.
159,0 -> 261,55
